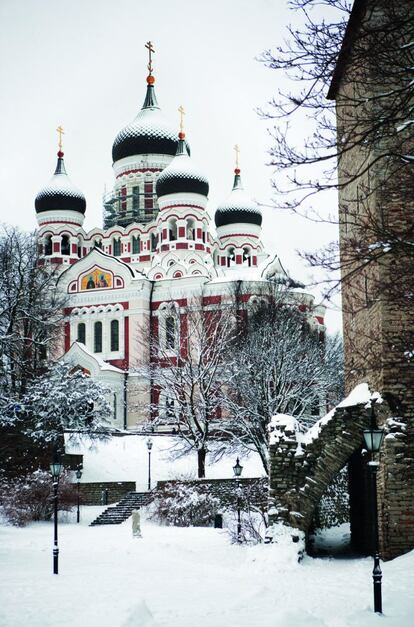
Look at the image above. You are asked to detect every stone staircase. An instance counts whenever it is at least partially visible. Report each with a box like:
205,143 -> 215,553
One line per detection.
90,491 -> 154,526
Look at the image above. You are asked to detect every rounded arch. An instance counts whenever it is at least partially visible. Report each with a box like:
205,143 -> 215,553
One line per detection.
268,398 -> 385,546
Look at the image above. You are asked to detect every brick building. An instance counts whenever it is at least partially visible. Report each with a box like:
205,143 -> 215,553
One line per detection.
328,0 -> 414,558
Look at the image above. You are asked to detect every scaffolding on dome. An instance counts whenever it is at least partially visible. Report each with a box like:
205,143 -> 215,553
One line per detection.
103,188 -> 159,229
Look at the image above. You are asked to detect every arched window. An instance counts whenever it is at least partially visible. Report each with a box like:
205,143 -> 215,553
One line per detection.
94,239 -> 102,249
165,316 -> 176,349
160,394 -> 176,419
202,225 -> 207,243
169,219 -> 177,241
227,247 -> 235,267
113,238 -> 121,257
44,236 -> 52,256
77,238 -> 82,258
61,235 -> 70,256
94,321 -> 102,353
151,232 -> 158,252
77,323 -> 86,344
243,247 -> 251,267
110,319 -> 119,352
165,397 -> 175,418
132,235 -> 140,254
187,219 -> 195,240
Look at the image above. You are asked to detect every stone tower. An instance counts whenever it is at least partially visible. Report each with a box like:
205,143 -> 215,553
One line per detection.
328,0 -> 414,559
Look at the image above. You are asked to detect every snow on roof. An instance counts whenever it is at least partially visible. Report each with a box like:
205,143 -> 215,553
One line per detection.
65,342 -> 124,373
207,266 -> 266,284
268,383 -> 382,448
268,414 -> 301,445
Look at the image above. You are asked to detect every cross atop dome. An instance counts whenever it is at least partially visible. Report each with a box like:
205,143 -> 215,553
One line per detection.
234,144 -> 240,170
178,105 -> 186,139
234,144 -> 240,172
57,125 -> 64,157
145,41 -> 155,83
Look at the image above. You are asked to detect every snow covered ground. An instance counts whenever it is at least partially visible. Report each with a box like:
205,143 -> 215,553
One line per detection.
0,509 -> 413,627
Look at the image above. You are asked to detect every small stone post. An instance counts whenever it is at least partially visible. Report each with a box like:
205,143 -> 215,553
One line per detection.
132,509 -> 142,538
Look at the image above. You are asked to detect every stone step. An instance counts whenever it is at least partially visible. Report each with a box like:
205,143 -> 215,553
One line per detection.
90,491 -> 154,526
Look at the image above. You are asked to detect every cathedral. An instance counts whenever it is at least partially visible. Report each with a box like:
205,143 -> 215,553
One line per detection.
34,47 -> 325,429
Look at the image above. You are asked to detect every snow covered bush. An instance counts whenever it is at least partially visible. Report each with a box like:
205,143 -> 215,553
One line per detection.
226,509 -> 268,545
0,469 -> 77,526
150,482 -> 220,527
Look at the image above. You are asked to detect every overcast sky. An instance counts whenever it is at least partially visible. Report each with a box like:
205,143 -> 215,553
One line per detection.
0,0 -> 342,332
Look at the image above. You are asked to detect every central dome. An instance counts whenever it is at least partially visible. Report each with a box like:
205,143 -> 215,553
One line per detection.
112,79 -> 188,162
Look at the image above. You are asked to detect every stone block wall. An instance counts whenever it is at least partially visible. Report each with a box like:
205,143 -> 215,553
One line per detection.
268,394 -> 414,560
78,481 -> 136,505
155,477 -> 268,511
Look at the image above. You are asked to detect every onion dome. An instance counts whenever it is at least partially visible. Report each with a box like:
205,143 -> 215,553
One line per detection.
156,131 -> 209,198
112,76 -> 188,162
215,169 -> 262,227
35,151 -> 86,214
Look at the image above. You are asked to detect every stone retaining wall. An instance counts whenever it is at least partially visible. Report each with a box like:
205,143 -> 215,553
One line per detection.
155,477 -> 268,510
78,481 -> 136,505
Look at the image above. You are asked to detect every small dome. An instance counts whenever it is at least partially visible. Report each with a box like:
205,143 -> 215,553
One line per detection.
112,79 -> 189,162
35,152 -> 86,215
215,171 -> 262,228
156,135 -> 209,198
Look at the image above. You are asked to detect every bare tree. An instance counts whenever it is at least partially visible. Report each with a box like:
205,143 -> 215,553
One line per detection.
217,291 -> 344,475
260,0 -> 414,379
140,299 -> 238,478
261,0 -> 413,214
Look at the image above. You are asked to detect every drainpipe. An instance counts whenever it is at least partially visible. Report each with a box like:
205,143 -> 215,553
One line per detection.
123,371 -> 128,430
149,280 -> 155,420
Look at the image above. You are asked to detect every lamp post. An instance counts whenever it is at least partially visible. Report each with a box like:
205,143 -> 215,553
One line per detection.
146,439 -> 153,491
363,401 -> 385,614
76,468 -> 82,523
233,457 -> 243,543
50,453 -> 64,575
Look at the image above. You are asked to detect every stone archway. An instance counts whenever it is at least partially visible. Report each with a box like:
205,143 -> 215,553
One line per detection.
268,386 -> 389,554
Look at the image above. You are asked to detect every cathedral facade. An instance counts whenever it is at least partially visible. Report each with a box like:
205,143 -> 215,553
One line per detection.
34,61 -> 325,430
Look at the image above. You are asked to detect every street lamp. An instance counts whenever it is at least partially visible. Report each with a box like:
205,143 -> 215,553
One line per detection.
363,401 -> 385,614
146,439 -> 153,491
233,457 -> 243,543
50,453 -> 64,575
75,468 -> 82,523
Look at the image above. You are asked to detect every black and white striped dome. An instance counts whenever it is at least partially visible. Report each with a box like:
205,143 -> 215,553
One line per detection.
112,80 -> 189,162
35,152 -> 86,215
156,135 -> 209,198
215,171 -> 262,228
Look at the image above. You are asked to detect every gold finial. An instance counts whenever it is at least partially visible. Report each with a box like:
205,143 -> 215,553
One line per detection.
57,125 -> 65,152
145,41 -> 155,75
234,144 -> 240,170
178,105 -> 186,134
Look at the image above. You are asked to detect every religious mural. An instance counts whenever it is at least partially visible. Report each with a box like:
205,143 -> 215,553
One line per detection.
80,268 -> 112,290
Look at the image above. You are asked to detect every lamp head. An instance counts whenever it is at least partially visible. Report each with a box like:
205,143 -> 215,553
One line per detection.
363,428 -> 385,453
233,457 -> 243,478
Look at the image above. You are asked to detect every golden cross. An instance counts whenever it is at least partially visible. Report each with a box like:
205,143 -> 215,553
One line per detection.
145,41 -> 155,74
234,144 -> 240,169
178,105 -> 185,133
56,125 -> 64,151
